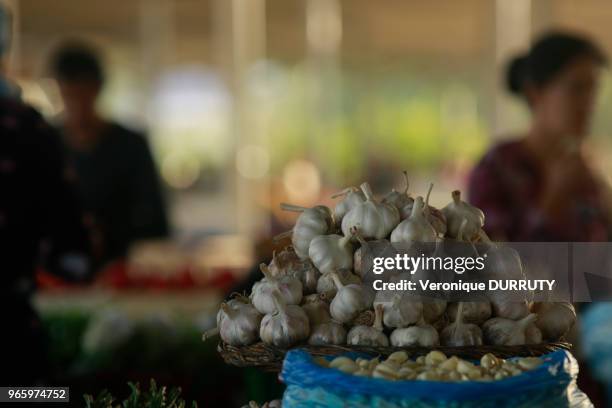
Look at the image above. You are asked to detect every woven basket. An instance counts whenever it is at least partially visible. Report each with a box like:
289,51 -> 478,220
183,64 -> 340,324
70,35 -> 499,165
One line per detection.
217,341 -> 572,372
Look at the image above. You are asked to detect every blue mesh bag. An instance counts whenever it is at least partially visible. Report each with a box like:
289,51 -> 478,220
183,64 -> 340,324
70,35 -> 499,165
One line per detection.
279,349 -> 592,408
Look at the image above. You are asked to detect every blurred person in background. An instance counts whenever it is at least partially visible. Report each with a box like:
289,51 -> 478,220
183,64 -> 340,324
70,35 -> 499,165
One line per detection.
0,5 -> 90,385
50,42 -> 169,270
469,31 -> 612,242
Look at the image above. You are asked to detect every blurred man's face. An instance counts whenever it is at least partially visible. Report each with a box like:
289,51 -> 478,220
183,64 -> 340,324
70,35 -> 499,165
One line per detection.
531,57 -> 601,142
58,79 -> 100,126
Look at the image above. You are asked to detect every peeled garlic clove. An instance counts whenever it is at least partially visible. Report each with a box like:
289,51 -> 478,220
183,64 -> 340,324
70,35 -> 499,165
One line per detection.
456,359 -> 475,374
251,264 -> 303,314
417,371 -> 440,381
425,351 -> 447,366
532,302 -> 576,341
337,362 -> 359,374
309,234 -> 353,275
447,302 -> 491,325
438,356 -> 459,371
280,203 -> 334,259
260,291 -> 310,348
441,190 -> 484,240
390,196 -> 438,244
329,273 -> 373,323
308,321 -> 347,345
329,356 -> 354,368
482,313 -> 538,346
341,182 -> 400,240
441,303 -> 483,346
517,357 -> 543,371
480,353 -> 500,370
347,305 -> 389,347
332,187 -> 365,224
387,351 -> 409,364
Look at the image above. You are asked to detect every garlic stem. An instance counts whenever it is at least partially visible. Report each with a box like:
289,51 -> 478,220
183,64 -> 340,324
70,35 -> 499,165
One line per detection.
374,304 -> 384,331
411,196 -> 424,218
270,291 -> 286,316
425,183 -> 434,210
350,226 -> 368,246
402,170 -> 410,194
452,190 -> 461,204
455,302 -> 465,325
360,182 -> 375,202
280,203 -> 309,212
259,263 -> 272,279
330,272 -> 344,290
331,186 -> 358,199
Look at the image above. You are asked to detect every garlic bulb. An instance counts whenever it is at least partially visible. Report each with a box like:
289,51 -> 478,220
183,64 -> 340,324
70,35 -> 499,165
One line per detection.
260,291 -> 310,347
332,186 -> 365,224
216,301 -> 262,346
301,293 -> 331,326
308,321 -> 347,345
341,182 -> 400,240
447,302 -> 491,325
280,203 -> 334,259
308,233 -> 353,275
347,305 -> 389,346
532,302 -> 576,341
251,264 -> 302,314
422,299 -> 447,323
382,171 -> 414,211
390,196 -> 437,244
441,190 -> 484,240
329,272 -> 374,324
317,269 -> 360,299
482,314 -> 540,346
373,291 -> 422,328
390,317 -> 439,347
441,302 -> 483,346
398,184 -> 447,235
268,248 -> 320,294
490,294 -> 529,320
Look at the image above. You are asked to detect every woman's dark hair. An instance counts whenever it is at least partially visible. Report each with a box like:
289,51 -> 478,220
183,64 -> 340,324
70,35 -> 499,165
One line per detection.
506,31 -> 607,97
50,41 -> 104,85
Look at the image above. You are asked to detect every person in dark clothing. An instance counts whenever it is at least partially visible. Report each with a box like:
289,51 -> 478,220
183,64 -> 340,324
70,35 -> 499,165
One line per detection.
0,6 -> 91,385
50,42 -> 169,268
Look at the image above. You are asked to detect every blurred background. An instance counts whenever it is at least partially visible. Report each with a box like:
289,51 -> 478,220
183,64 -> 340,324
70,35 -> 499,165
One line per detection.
3,0 -> 612,406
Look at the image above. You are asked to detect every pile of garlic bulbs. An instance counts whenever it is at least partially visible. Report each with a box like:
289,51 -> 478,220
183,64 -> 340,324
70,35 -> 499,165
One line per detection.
316,350 -> 543,382
205,175 -> 576,349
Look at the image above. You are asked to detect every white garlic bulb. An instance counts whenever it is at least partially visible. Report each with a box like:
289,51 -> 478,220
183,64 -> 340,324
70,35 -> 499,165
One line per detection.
341,182 -> 400,240
280,203 -> 334,259
308,321 -> 347,345
441,190 -> 484,240
251,264 -> 303,314
308,233 -> 353,275
399,184 -> 447,235
301,293 -> 331,326
490,294 -> 529,320
260,291 -> 310,347
422,299 -> 447,323
216,301 -> 262,346
332,187 -> 365,224
447,302 -> 491,325
390,196 -> 437,244
382,171 -> 414,212
268,248 -> 320,294
329,272 -> 374,324
441,302 -> 483,346
317,269 -> 360,299
347,305 -> 389,346
390,317 -> 439,347
373,291 -> 422,328
482,314 -> 541,346
532,302 -> 576,341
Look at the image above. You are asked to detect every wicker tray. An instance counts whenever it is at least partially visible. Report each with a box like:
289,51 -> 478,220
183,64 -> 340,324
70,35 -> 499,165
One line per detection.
218,341 -> 572,372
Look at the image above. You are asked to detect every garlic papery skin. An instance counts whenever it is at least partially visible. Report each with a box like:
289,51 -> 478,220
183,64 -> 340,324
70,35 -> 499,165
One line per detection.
347,305 -> 389,347
260,291 -> 310,348
308,233 -> 353,275
317,269 -> 361,299
532,302 -> 576,341
441,302 -> 483,346
217,302 -> 263,346
280,203 -> 334,259
482,313 -> 539,346
341,182 -> 400,240
390,196 -> 437,244
268,248 -> 320,295
447,302 -> 491,325
382,171 -> 414,212
301,293 -> 331,326
490,295 -> 529,320
390,318 -> 439,347
441,190 -> 484,240
373,291 -> 422,328
308,321 -> 347,345
251,264 -> 303,314
422,299 -> 447,323
329,272 -> 373,324
332,187 -> 365,224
